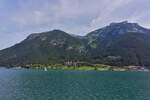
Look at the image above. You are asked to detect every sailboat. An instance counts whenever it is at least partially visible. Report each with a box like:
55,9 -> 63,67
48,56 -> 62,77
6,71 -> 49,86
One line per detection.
44,67 -> 47,71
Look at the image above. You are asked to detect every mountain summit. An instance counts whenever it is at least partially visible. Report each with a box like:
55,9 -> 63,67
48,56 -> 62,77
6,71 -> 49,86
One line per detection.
87,21 -> 150,39
0,21 -> 150,67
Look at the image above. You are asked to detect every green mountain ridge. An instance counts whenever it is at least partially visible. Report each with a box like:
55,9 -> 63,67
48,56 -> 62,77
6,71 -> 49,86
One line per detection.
1,21 -> 150,67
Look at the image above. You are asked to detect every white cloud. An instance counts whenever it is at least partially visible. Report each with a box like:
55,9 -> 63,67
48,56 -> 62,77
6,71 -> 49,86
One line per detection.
90,0 -> 134,28
8,0 -> 150,34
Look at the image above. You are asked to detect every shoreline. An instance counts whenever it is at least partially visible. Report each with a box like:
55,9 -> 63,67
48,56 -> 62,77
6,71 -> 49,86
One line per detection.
3,64 -> 149,72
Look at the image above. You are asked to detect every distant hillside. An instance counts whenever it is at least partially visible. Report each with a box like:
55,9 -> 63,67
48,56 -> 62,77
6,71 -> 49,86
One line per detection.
0,21 -> 150,67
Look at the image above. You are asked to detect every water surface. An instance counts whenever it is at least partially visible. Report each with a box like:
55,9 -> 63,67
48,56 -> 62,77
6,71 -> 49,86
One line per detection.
0,68 -> 150,100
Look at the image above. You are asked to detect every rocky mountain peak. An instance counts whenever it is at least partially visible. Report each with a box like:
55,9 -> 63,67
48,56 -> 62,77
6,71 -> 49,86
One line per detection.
87,21 -> 150,39
26,29 -> 68,41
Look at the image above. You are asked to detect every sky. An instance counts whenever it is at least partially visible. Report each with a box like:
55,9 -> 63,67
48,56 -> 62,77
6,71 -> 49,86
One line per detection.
0,0 -> 150,50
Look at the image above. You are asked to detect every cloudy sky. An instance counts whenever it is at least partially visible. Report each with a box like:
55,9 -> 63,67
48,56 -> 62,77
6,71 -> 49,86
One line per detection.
0,0 -> 150,49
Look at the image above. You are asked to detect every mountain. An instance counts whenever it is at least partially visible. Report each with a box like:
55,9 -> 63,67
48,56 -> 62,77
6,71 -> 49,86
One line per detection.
0,30 -> 88,66
0,21 -> 150,67
86,21 -> 150,66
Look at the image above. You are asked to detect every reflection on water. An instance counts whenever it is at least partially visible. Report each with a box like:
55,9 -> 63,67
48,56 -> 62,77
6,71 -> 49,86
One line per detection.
0,68 -> 150,100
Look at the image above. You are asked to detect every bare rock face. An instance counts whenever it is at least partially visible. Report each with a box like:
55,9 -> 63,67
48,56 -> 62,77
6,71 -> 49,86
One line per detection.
26,33 -> 40,40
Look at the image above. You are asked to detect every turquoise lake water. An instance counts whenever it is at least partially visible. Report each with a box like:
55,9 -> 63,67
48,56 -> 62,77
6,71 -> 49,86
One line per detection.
0,68 -> 150,100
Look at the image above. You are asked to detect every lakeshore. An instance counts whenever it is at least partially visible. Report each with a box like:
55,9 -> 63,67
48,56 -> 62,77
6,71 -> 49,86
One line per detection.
11,64 -> 150,72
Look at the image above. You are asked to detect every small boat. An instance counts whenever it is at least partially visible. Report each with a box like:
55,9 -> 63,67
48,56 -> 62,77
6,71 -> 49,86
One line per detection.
44,67 -> 47,71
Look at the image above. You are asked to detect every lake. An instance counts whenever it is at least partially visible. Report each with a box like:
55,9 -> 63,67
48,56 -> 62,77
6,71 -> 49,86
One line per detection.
0,68 -> 150,100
